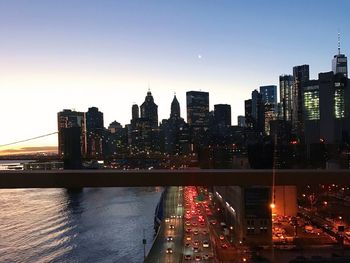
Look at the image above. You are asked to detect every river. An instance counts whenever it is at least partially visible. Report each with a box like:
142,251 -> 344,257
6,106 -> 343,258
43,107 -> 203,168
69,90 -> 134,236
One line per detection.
0,187 -> 162,263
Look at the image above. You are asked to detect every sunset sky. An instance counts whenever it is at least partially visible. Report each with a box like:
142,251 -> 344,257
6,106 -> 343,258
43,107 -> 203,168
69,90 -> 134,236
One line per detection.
0,0 -> 349,154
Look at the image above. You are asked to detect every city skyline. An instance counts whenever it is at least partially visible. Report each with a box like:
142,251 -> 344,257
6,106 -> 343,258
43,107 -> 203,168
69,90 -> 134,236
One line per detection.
0,0 -> 349,154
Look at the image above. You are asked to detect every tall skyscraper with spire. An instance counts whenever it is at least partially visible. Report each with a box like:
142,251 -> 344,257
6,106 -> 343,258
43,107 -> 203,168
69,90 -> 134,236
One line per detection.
170,94 -> 180,119
140,90 -> 158,128
332,32 -> 348,77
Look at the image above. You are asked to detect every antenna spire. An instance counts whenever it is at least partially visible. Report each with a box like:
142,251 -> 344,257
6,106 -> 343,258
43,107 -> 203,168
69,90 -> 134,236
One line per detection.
338,31 -> 341,55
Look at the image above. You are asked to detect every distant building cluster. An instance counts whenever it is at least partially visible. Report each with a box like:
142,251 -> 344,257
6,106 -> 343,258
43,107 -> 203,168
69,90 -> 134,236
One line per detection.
57,44 -> 348,170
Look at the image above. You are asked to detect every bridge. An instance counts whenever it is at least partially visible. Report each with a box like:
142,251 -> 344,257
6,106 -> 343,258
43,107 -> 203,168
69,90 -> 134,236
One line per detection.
0,169 -> 349,188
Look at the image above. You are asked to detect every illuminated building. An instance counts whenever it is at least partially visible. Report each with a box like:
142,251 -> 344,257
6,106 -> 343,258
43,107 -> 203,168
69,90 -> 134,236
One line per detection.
259,85 -> 277,105
263,103 -> 276,135
319,71 -> 349,144
279,75 -> 293,121
86,107 -> 104,159
57,109 -> 86,157
186,91 -> 209,150
303,80 -> 320,121
186,91 -> 209,128
214,186 -> 272,246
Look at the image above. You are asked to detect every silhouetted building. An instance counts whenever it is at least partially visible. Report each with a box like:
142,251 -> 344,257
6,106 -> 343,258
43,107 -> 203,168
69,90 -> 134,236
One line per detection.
62,127 -> 82,169
86,107 -> 104,159
170,94 -> 181,118
57,109 -> 86,157
292,64 -> 310,137
105,122 -> 128,158
279,75 -> 293,122
251,90 -> 264,133
132,104 -> 139,120
237,115 -> 246,128
161,95 -> 190,155
186,91 -> 209,128
140,90 -> 158,128
214,104 -> 231,128
186,91 -> 209,150
108,121 -> 122,134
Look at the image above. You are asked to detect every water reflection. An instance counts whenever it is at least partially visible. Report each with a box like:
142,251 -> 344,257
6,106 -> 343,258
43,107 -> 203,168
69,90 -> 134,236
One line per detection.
0,187 -> 161,263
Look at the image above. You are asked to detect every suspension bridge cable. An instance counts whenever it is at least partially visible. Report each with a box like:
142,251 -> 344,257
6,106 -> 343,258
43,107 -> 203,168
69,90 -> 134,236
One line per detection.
0,132 -> 58,148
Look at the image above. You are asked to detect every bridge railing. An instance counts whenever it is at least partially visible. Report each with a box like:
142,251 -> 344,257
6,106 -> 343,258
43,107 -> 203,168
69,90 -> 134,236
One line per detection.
0,169 -> 349,188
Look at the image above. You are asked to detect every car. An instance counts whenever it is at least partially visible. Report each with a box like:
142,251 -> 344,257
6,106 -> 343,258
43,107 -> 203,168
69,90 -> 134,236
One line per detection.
193,230 -> 199,235
193,240 -> 200,246
203,254 -> 210,260
192,222 -> 198,226
165,218 -> 170,222
221,243 -> 228,249
185,242 -> 191,247
195,255 -> 202,261
186,235 -> 192,241
185,228 -> 192,233
166,236 -> 173,241
210,220 -> 217,225
171,215 -> 176,219
202,230 -> 208,235
219,235 -> 225,240
184,254 -> 192,260
203,241 -> 209,248
177,214 -> 182,218
185,221 -> 191,226
193,246 -> 200,252
166,247 -> 173,254
169,224 -> 175,229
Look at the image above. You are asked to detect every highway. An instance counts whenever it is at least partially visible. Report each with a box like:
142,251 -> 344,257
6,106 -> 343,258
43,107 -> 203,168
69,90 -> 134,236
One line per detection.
145,186 -> 184,263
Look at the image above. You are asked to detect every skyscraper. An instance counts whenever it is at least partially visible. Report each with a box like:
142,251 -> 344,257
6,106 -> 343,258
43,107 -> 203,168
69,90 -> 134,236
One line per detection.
57,109 -> 86,157
214,104 -> 231,127
251,90 -> 264,133
161,95 -> 190,155
279,75 -> 293,121
259,85 -> 277,105
332,33 -> 348,77
319,71 -> 349,144
170,95 -> 181,118
292,64 -> 310,136
186,91 -> 209,128
132,104 -> 139,120
140,90 -> 158,128
86,107 -> 104,159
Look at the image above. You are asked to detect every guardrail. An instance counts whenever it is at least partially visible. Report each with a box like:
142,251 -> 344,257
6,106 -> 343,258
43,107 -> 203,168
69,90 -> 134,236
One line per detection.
0,169 -> 349,188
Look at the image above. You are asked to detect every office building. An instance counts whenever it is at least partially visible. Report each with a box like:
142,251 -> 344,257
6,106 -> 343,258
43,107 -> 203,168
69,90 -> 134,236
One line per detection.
132,104 -> 139,120
186,91 -> 209,128
279,75 -> 293,121
86,107 -> 104,159
57,109 -> 86,157
259,85 -> 277,105
292,65 -> 310,136
214,104 -> 231,127
332,33 -> 348,77
140,90 -> 158,128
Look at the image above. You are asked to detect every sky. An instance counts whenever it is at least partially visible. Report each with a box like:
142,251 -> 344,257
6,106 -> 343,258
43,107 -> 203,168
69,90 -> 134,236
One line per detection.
0,0 -> 349,154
